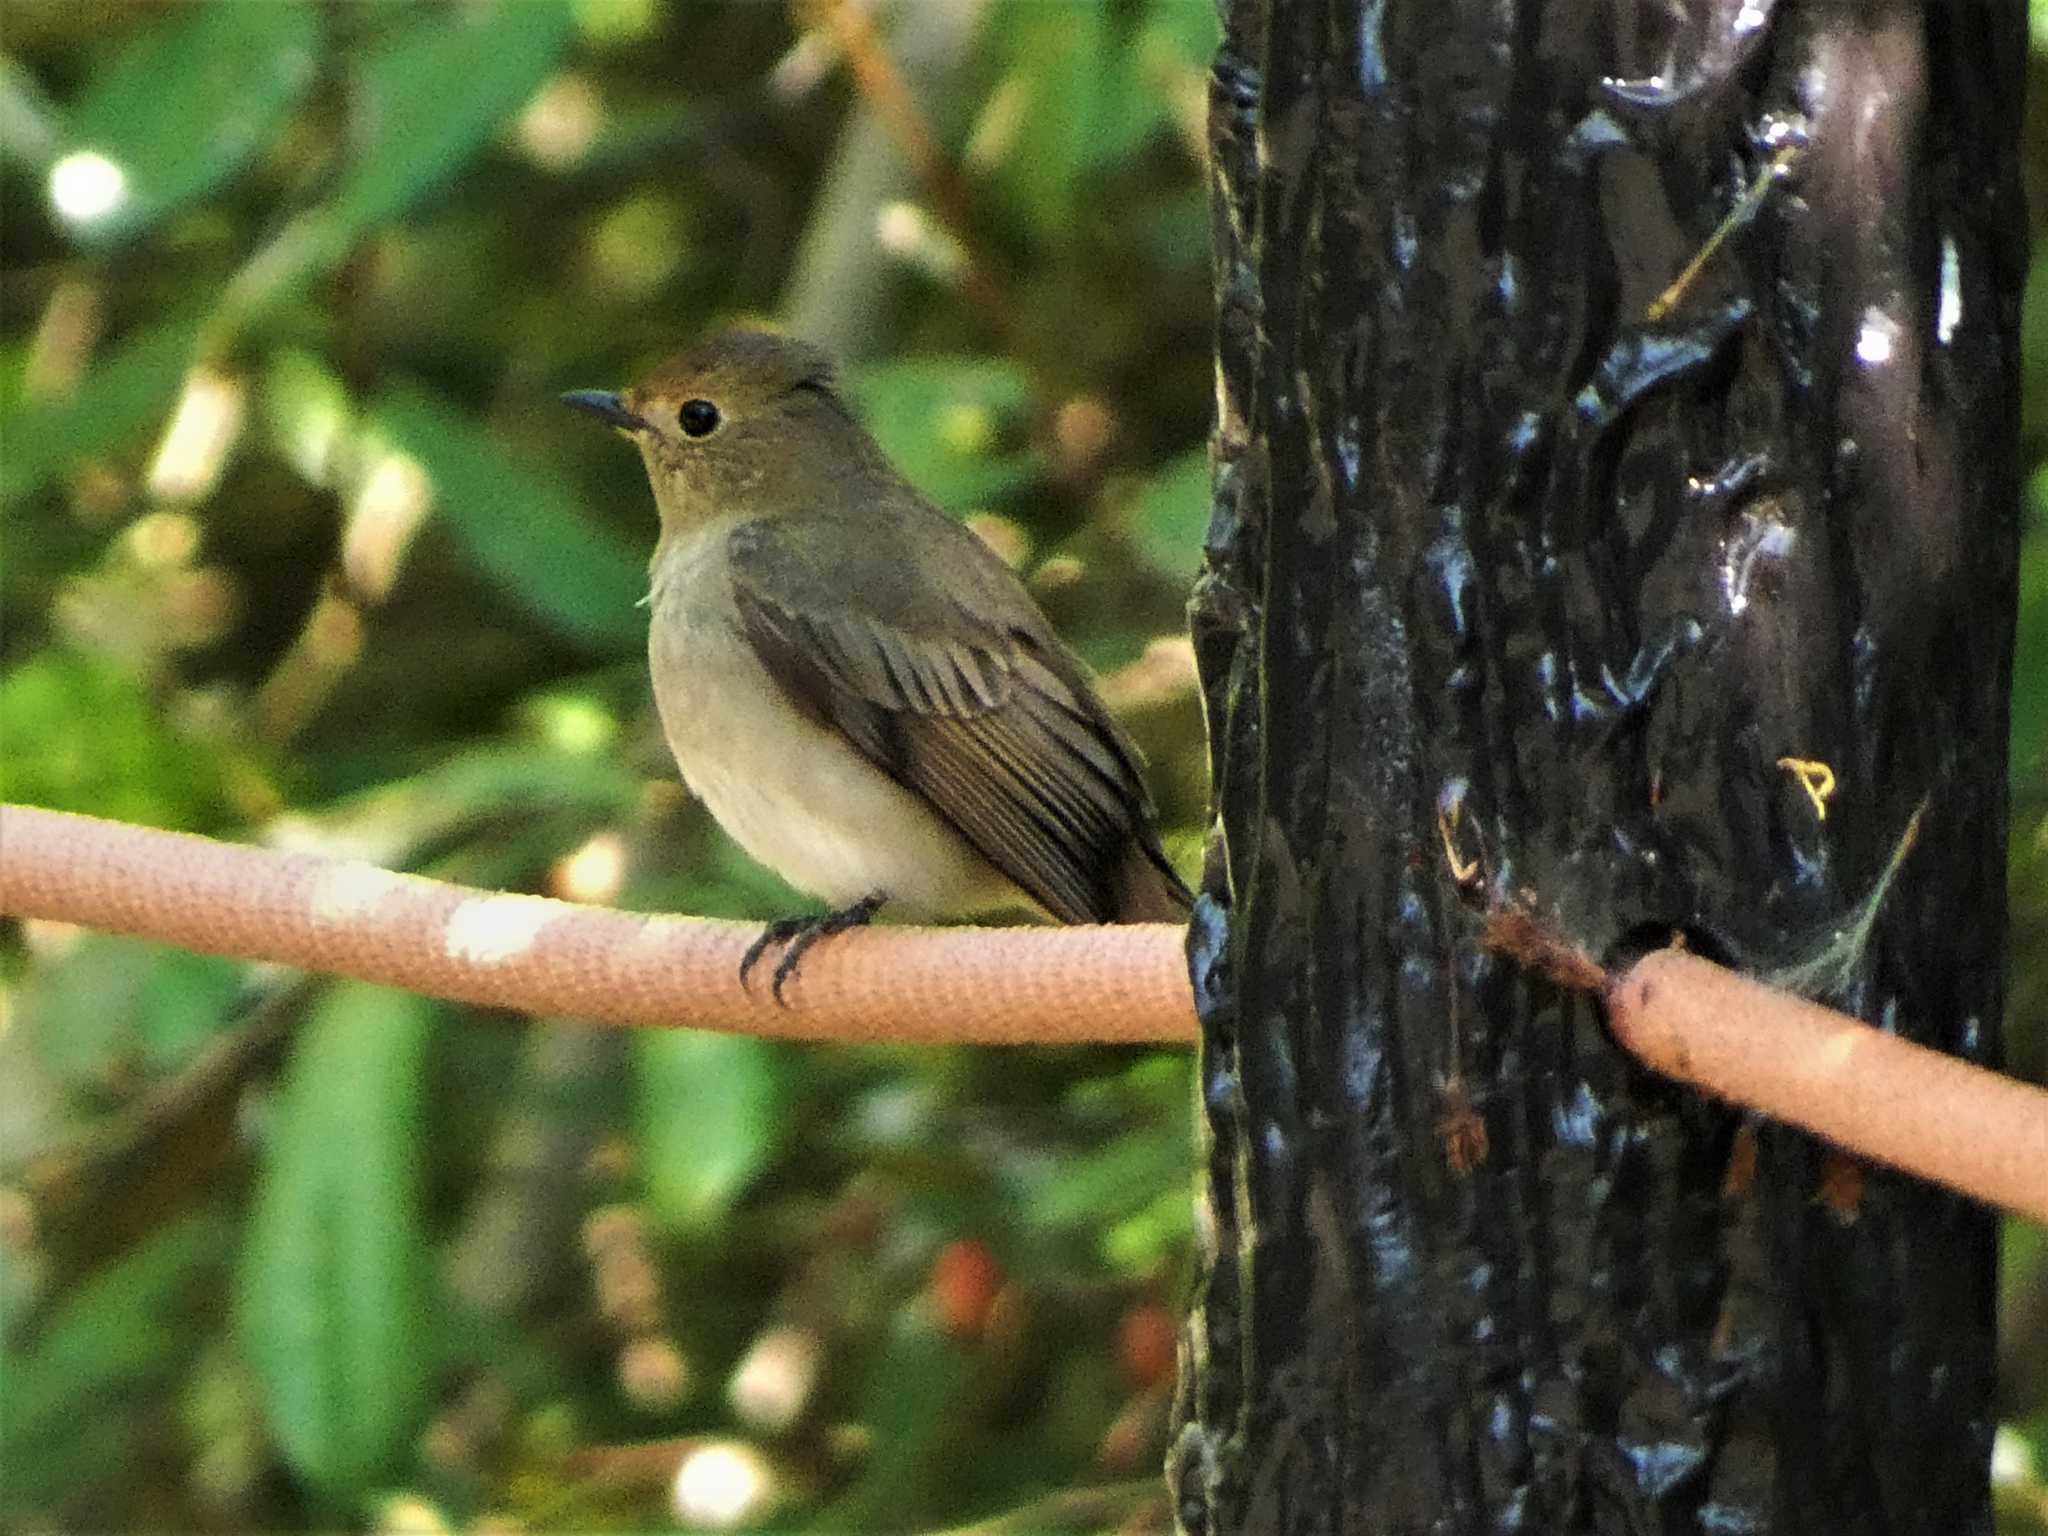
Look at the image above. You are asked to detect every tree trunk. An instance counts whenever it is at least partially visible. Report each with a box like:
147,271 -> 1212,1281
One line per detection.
1173,4 -> 2027,1533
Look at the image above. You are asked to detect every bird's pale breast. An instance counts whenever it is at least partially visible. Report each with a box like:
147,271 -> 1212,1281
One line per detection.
646,522 -> 1024,916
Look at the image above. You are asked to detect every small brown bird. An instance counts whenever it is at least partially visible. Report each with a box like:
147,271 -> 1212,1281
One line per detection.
564,330 -> 1188,999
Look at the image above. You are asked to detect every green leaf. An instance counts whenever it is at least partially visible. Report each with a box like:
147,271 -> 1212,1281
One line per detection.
813,1311 -> 981,1529
1102,1182 -> 1195,1273
12,935 -> 244,1091
0,317 -> 199,503
200,4 -> 575,341
2024,236 -> 2048,442
846,359 -> 1038,512
1,1207 -> 232,1519
371,382 -> 647,653
131,949 -> 253,1067
51,0 -> 319,246
258,346 -> 355,485
1130,449 -> 1211,579
236,984 -> 435,1503
323,1 -> 574,241
1141,0 -> 1223,72
303,739 -> 645,897
0,648 -> 234,828
386,742 -> 640,823
634,1032 -> 789,1230
0,52 -> 65,174
2013,511 -> 2048,785
1021,1128 -> 1190,1231
984,2 -> 1180,222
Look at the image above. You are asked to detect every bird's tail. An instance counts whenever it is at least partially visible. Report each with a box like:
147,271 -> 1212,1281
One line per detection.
1112,840 -> 1194,923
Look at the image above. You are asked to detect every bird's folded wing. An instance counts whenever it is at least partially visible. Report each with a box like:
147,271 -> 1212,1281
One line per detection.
726,519 -> 1155,924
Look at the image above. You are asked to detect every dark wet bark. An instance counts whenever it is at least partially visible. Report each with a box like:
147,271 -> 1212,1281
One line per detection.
1173,4 -> 2027,1533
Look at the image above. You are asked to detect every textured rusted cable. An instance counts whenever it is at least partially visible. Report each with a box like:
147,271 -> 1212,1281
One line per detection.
1607,948 -> 2048,1223
0,804 -> 1196,1045
7,804 -> 2044,1218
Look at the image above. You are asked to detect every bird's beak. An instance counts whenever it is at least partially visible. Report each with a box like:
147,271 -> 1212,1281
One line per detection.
560,389 -> 648,433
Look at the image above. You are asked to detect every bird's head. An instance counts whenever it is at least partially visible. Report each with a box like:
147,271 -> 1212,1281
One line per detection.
564,329 -> 869,524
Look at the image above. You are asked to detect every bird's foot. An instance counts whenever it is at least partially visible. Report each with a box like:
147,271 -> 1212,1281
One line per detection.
739,892 -> 887,1006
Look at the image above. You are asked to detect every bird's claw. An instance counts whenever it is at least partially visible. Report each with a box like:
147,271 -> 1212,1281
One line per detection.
738,917 -> 809,998
739,892 -> 887,1006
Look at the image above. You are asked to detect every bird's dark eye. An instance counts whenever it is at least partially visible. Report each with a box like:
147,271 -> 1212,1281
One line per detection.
677,399 -> 721,438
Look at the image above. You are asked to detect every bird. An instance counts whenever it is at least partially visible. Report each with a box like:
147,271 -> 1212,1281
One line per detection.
563,329 -> 1189,1002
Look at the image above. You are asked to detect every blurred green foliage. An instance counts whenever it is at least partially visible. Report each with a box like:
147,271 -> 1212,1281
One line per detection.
0,1 -> 2042,1532
1,2 -> 1209,1530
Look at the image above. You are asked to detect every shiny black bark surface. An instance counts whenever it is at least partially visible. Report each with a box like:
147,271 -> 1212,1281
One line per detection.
1174,4 -> 2026,1532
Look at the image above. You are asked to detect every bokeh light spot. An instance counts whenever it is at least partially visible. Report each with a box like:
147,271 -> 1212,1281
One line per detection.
48,150 -> 127,226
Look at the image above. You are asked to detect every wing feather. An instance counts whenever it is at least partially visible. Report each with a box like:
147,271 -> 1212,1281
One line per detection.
725,518 -> 1176,922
